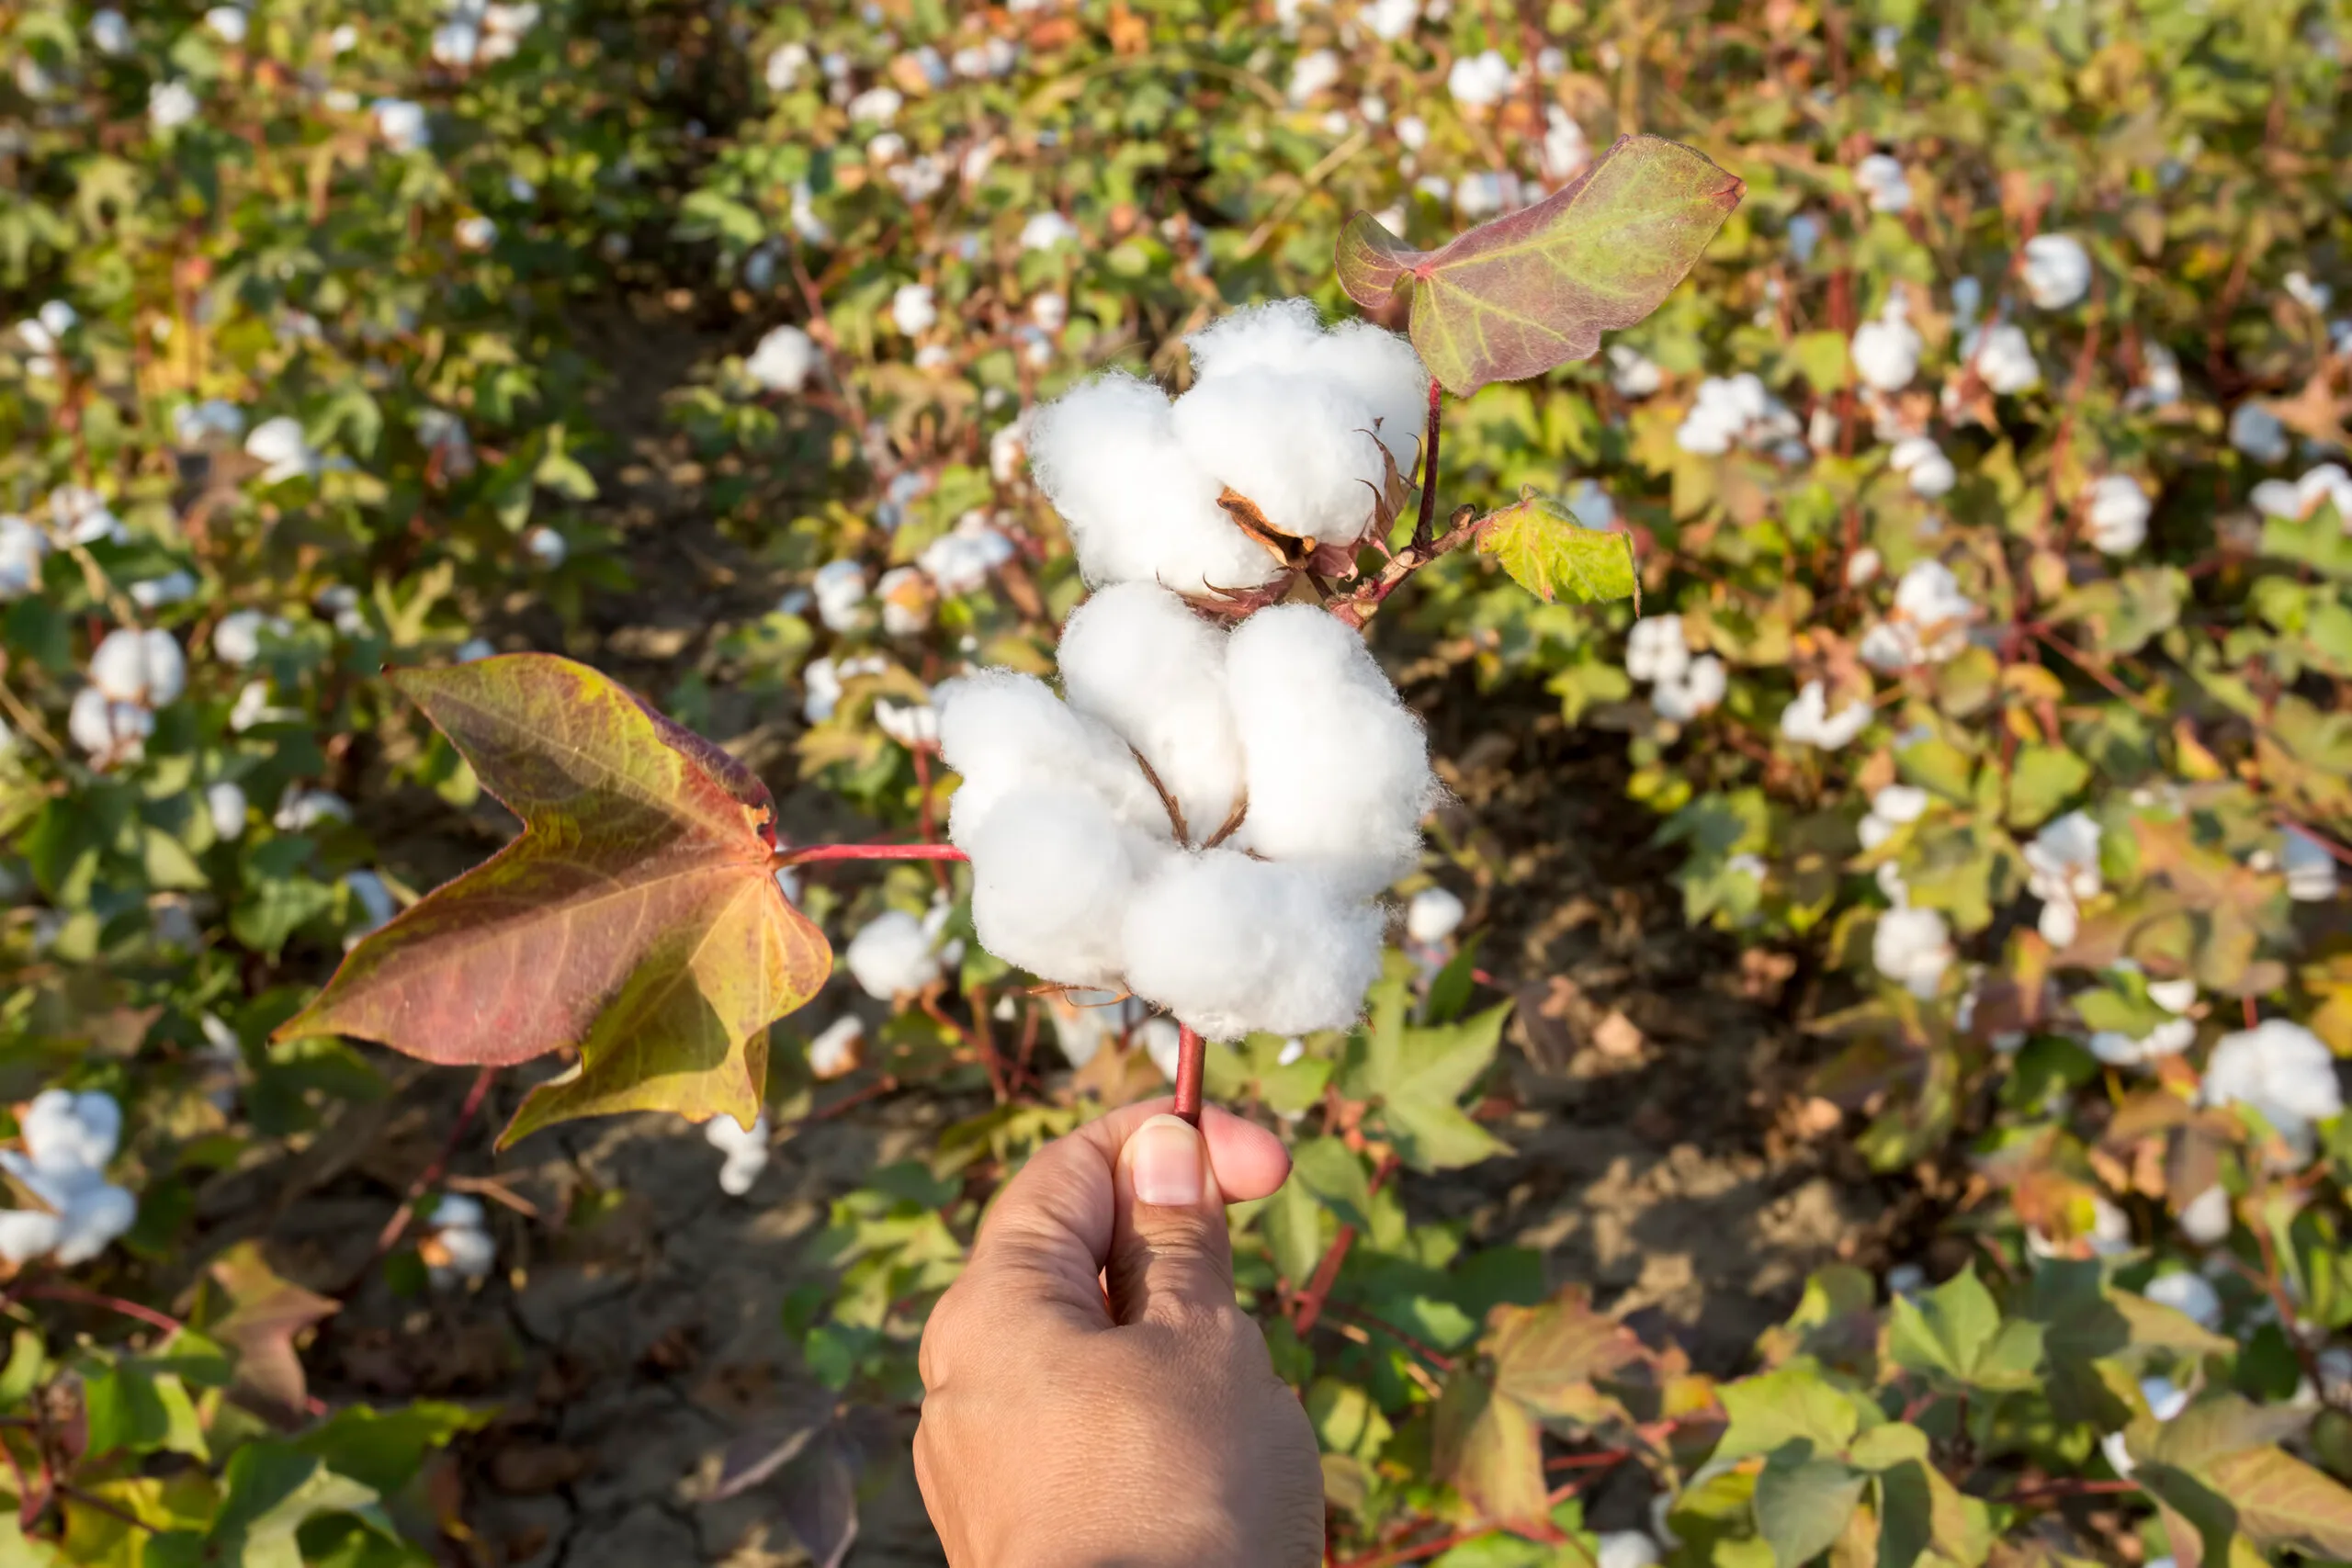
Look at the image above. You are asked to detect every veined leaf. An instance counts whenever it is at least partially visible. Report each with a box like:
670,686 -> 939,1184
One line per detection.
276,655 -> 831,1144
1476,497 -> 1640,606
1431,1370 -> 1550,1535
1485,1287 -> 1645,1422
1336,134 -> 1743,396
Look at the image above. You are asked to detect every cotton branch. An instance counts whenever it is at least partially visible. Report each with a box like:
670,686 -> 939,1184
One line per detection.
773,842 -> 972,868
1329,505 -> 1485,629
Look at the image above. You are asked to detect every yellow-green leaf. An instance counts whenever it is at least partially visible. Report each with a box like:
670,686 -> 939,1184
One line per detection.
1476,496 -> 1639,606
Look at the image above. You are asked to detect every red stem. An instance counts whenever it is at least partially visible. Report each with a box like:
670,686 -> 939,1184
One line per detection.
17,1282 -> 183,1337
369,1065 -> 496,1263
774,843 -> 970,867
1172,1024 -> 1205,1126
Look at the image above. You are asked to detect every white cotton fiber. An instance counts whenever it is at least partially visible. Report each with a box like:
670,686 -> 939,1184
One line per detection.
1172,371 -> 1392,547
1026,371 -> 1281,596
1184,302 -> 1429,480
1057,582 -> 1245,837
935,670 -> 1167,843
1121,850 -> 1384,1040
1224,605 -> 1436,897
1183,299 -> 1329,383
966,785 -> 1169,989
845,909 -> 943,999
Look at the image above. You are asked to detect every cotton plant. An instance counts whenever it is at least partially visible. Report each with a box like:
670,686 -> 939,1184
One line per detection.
0,1090 -> 136,1269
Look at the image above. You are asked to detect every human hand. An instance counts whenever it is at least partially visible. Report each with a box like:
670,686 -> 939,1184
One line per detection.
914,1099 -> 1324,1568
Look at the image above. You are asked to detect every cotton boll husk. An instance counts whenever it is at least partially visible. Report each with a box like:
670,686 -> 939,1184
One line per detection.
935,670 -> 1168,843
1121,850 -> 1384,1041
1026,372 -> 1281,595
1057,582 -> 1244,835
1172,371 -> 1390,547
966,785 -> 1168,989
1225,606 -> 1437,897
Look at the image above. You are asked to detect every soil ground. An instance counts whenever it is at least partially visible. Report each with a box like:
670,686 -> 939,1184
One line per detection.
210,299 -> 1928,1566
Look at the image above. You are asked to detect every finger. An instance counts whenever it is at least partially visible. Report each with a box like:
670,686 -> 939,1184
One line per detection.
955,1097 -> 1289,1325
1105,1112 -> 1238,1326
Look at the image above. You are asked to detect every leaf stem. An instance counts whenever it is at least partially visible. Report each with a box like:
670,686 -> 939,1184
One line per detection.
1329,507 -> 1485,630
1411,376 -> 1443,552
772,843 -> 971,868
16,1282 -> 183,1338
1172,1024 -> 1205,1126
366,1065 -> 498,1269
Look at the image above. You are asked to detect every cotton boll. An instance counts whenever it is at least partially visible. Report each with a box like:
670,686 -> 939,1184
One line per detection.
706,1111 -> 770,1195
21,1089 -> 121,1174
68,689 -> 151,762
2143,1269 -> 2222,1330
371,97 -> 430,152
1057,582 -> 1246,837
1888,435 -> 1955,498
2282,827 -> 2340,901
523,526 -> 567,570
2085,474 -> 2152,555
812,558 -> 869,632
1854,152 -> 1910,213
0,1212 -> 61,1265
1779,680 -> 1871,750
1651,654 -> 1725,722
1182,299 -> 1330,384
51,1185 -> 135,1266
918,516 -> 1015,594
1027,372 -> 1281,595
1859,784 -> 1930,851
1122,851 -> 1384,1040
2022,234 -> 2091,310
207,780 -> 248,840
90,627 -> 187,706
966,785 -> 1163,988
1873,906 -> 1951,998
1363,0 -> 1419,39
1595,1534 -> 1661,1568
1609,344 -> 1663,399
747,324 -> 819,393
1624,616 -> 1689,683
1307,322 -> 1430,476
1020,211 -> 1079,251
1225,606 -> 1436,897
245,416 -> 322,484
1405,886 -> 1464,944
2089,1018 -> 2195,1066
2205,1019 -> 2342,1154
891,283 -> 937,335
1287,47 -> 1341,103
1964,323 -> 2041,394
936,670 -> 1167,843
0,515 -> 48,599
846,909 -> 944,999
274,788 -> 352,831
807,1016 -> 865,1080
1447,49 -> 1514,108
2025,811 -> 2101,946
876,565 -> 933,636
875,698 -> 938,749
2229,403 -> 2290,464
1852,313 -> 1921,391
1172,374 -> 1392,550
2179,1185 -> 2233,1245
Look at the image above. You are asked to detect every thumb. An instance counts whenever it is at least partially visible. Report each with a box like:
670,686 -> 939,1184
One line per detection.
1106,1113 -> 1236,1327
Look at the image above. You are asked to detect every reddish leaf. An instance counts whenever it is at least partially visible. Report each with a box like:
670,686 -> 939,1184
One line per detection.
206,1242 -> 338,1417
1487,1287 -> 1646,1421
1430,1370 -> 1550,1535
1337,134 -> 1743,396
276,655 -> 831,1144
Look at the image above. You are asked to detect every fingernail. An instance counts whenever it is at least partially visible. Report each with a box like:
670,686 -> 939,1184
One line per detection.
1129,1114 -> 1203,1207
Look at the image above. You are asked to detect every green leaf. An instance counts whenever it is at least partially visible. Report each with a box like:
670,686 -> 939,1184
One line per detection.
1475,496 -> 1639,605
295,1403 -> 485,1495
206,1444 -> 379,1568
1753,1452 -> 1866,1567
2006,743 -> 2091,829
1886,1264 -> 2044,1390
1355,981 -> 1512,1170
1290,1137 -> 1375,1231
1714,1366 -> 1863,1466
276,655 -> 831,1144
203,1241 -> 340,1417
2262,507 -> 2352,581
1336,134 -> 1744,396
